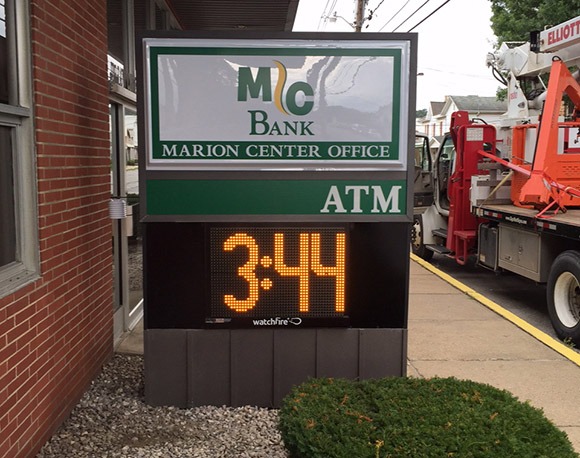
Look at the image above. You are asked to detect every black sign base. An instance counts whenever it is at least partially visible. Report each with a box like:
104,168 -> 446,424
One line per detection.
144,328 -> 407,408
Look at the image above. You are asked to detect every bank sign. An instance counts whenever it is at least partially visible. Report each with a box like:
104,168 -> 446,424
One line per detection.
140,35 -> 415,220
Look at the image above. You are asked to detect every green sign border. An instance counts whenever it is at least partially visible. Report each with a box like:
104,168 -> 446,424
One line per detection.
147,179 -> 407,216
148,46 -> 402,166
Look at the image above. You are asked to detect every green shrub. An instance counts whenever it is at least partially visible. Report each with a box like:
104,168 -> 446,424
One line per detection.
279,377 -> 578,458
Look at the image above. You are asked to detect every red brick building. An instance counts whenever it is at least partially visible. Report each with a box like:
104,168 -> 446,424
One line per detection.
0,1 -> 297,456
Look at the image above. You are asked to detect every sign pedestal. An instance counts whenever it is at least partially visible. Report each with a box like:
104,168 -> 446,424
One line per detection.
145,328 -> 407,408
137,31 -> 417,408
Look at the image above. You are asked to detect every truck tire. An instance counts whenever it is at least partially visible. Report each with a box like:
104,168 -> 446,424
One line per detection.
547,250 -> 580,346
411,214 -> 433,261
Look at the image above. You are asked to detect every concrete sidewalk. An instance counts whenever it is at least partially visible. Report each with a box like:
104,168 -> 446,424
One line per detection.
116,256 -> 580,452
408,256 -> 580,452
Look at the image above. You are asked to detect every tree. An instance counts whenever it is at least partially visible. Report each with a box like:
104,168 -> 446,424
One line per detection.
496,87 -> 507,102
490,0 -> 579,103
416,108 -> 427,118
490,0 -> 580,43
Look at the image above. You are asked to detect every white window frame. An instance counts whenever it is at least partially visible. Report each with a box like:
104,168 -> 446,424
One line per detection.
0,0 -> 40,298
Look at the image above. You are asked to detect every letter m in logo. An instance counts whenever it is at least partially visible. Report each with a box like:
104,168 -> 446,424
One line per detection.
237,67 -> 272,102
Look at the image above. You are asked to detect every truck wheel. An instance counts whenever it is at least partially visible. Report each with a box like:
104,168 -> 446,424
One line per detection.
411,214 -> 433,261
547,251 -> 580,346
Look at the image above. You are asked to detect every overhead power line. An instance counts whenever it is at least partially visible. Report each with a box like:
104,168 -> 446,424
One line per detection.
377,0 -> 413,32
370,0 -> 387,16
318,0 -> 338,31
316,0 -> 332,30
365,0 -> 386,27
407,0 -> 452,32
391,0 -> 432,32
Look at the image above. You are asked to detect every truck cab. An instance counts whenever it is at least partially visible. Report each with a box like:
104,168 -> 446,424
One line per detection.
413,132 -> 434,209
411,132 -> 455,260
433,133 -> 455,216
410,14 -> 580,346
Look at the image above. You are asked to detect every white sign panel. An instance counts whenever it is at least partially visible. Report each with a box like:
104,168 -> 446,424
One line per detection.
144,38 -> 411,171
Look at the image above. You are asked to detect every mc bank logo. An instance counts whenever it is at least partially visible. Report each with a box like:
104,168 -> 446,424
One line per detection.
237,60 -> 315,136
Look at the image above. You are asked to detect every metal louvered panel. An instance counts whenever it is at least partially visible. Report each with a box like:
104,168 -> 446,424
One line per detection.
167,0 -> 299,31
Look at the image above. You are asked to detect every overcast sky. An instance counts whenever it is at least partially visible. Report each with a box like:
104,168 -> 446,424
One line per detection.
293,0 -> 501,110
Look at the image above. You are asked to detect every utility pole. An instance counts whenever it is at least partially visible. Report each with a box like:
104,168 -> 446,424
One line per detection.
355,0 -> 365,32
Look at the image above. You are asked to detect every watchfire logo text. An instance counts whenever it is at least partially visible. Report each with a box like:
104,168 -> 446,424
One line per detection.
252,317 -> 303,326
237,61 -> 315,136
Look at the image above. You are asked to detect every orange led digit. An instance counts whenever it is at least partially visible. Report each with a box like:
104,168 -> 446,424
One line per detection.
310,233 -> 346,312
223,233 -> 260,312
274,232 -> 310,312
211,226 -> 349,321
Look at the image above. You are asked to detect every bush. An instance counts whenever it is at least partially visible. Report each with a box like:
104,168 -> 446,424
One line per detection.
279,377 -> 578,458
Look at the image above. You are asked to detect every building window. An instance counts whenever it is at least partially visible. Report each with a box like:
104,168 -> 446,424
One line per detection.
0,126 -> 15,266
0,0 -> 8,103
0,0 -> 39,297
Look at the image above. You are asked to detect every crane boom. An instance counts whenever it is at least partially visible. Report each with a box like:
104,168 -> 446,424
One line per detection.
490,14 -> 580,79
534,15 -> 580,54
484,14 -> 580,154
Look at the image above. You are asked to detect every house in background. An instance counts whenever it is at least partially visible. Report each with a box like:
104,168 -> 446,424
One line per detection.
417,95 -> 507,150
417,100 -> 445,136
417,100 -> 445,154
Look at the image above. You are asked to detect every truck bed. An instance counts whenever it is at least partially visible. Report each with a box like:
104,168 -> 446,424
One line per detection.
474,203 -> 580,239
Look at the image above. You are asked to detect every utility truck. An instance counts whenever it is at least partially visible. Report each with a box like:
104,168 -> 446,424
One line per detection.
411,15 -> 580,345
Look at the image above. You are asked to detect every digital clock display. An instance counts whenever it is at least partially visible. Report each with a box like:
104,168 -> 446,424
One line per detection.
210,227 -> 347,320
144,222 -> 408,329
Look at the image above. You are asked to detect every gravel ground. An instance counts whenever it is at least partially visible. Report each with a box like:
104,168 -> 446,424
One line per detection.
37,355 -> 289,458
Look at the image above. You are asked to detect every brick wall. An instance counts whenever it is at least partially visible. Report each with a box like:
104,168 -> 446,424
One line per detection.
0,1 -> 113,457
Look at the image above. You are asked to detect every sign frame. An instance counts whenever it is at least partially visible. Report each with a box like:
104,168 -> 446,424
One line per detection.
137,30 -> 418,223
138,31 -> 417,408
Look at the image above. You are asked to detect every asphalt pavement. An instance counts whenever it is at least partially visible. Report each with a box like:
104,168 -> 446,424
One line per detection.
426,252 -> 561,344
